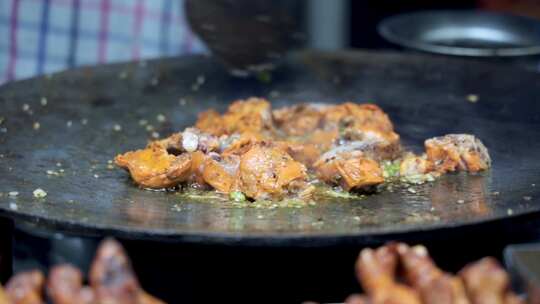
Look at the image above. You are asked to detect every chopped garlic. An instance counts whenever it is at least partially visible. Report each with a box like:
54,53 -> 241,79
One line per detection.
467,94 -> 479,103
33,188 -> 47,198
182,131 -> 199,152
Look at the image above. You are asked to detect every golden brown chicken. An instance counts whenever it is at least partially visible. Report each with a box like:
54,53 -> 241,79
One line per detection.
201,156 -> 237,193
320,103 -> 400,148
116,98 -> 491,202
314,150 -> 384,191
195,109 -> 226,136
90,239 -> 164,304
356,244 -> 422,304
459,257 -> 523,304
425,134 -> 491,173
238,143 -> 308,200
336,243 -> 522,304
115,142 -> 192,189
273,103 -> 323,136
197,97 -> 274,136
397,244 -> 470,304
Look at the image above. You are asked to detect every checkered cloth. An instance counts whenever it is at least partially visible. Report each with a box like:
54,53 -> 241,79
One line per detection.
0,0 -> 206,84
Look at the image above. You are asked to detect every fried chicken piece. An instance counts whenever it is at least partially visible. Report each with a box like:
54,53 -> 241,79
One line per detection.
47,265 -> 94,304
279,142 -> 321,168
89,239 -> 164,304
459,257 -> 522,304
238,143 -> 308,200
356,245 -> 422,304
272,104 -> 323,136
115,142 -> 192,189
336,157 -> 384,191
305,129 -> 339,151
188,150 -> 208,186
89,239 -> 140,304
153,129 -> 220,156
222,98 -> 274,135
344,244 -> 521,304
220,132 -> 265,157
201,156 -> 237,193
320,138 -> 400,166
5,270 -> 45,304
195,109 -> 226,136
321,103 -> 399,144
399,154 -> 434,177
425,134 -> 491,173
313,103 -> 402,163
397,244 -> 469,304
314,150 -> 384,191
196,98 -> 274,136
116,127 -> 225,189
356,245 -> 398,294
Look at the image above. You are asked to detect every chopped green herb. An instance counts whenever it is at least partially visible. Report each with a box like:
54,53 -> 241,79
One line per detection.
400,173 -> 436,185
229,191 -> 246,202
181,189 -> 227,202
324,189 -> 358,199
382,160 -> 401,178
185,193 -> 224,200
256,71 -> 272,83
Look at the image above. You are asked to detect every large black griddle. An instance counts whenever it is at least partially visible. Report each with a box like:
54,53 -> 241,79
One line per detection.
0,50 -> 539,248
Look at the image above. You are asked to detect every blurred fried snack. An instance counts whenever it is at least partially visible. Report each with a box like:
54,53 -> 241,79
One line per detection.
3,239 -> 165,304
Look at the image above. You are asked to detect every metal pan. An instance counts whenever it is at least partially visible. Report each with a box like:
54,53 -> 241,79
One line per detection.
0,50 -> 539,246
378,10 -> 540,57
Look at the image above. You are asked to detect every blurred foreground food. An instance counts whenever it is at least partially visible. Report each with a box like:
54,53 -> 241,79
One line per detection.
309,242 -> 523,304
0,238 -> 164,304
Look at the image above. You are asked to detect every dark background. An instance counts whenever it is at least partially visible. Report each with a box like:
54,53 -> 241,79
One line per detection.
350,0 -> 475,49
349,0 -> 540,49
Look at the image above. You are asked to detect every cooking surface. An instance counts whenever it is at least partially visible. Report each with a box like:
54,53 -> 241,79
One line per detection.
0,50 -> 539,244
